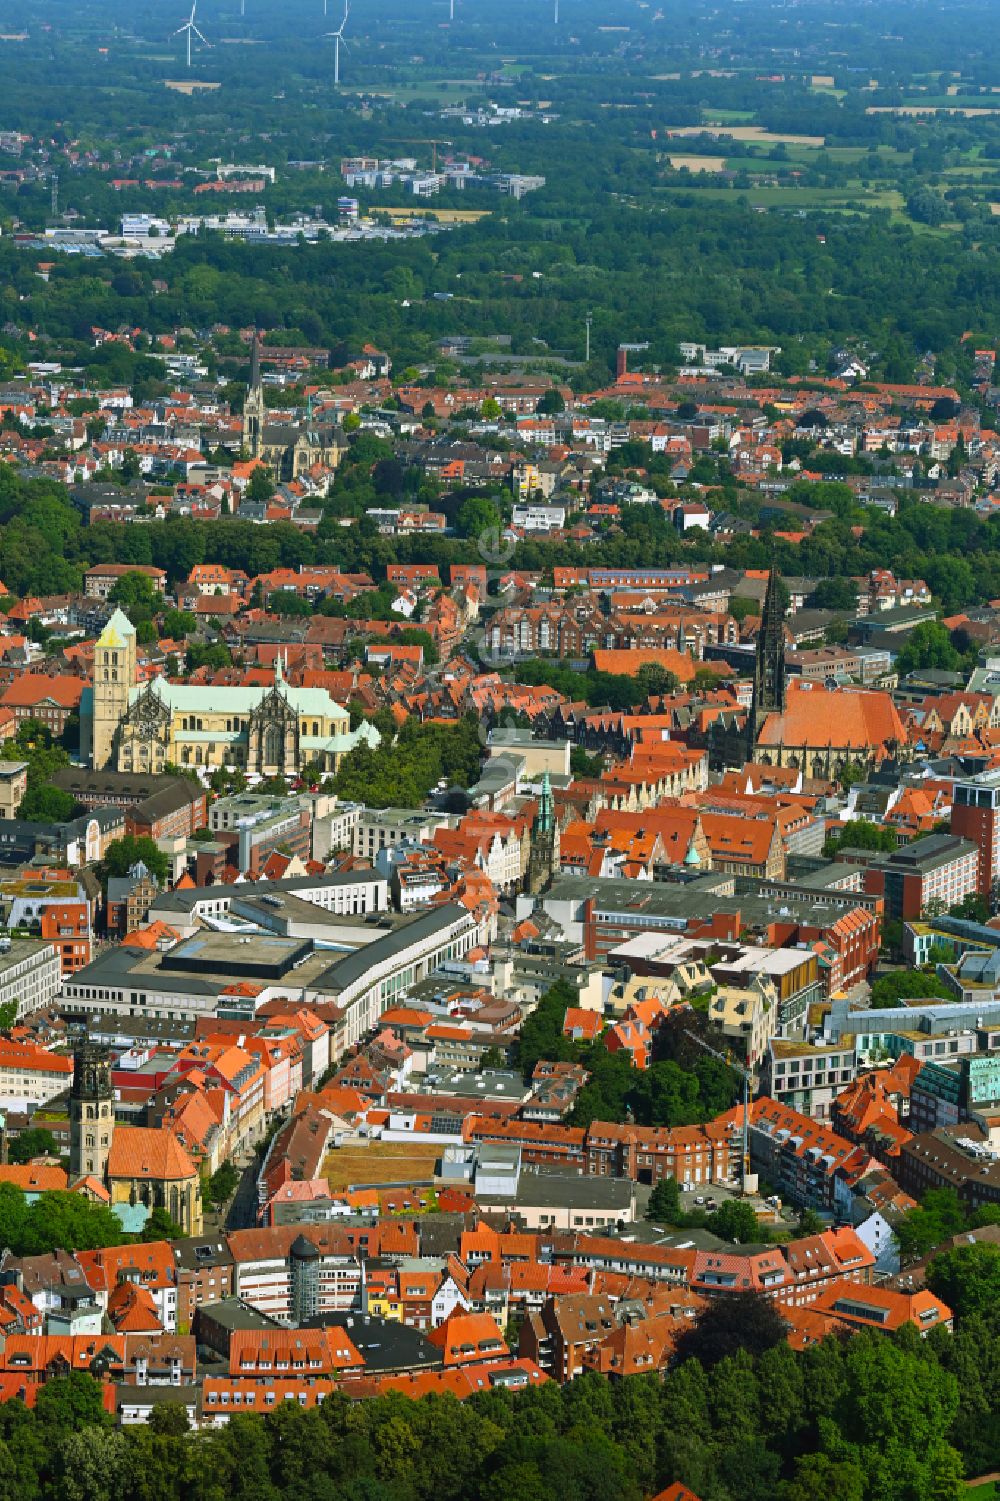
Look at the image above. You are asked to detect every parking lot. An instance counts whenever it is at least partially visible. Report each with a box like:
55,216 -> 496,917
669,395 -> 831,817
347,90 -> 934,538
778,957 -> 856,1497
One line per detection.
678,1180 -> 743,1212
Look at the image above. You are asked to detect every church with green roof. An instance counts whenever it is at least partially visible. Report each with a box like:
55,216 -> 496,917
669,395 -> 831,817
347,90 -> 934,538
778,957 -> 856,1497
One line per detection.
81,608 -> 378,778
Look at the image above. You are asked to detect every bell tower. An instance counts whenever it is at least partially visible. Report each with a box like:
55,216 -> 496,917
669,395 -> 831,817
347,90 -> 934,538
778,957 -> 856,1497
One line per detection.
69,1043 -> 115,1183
91,607 -> 136,770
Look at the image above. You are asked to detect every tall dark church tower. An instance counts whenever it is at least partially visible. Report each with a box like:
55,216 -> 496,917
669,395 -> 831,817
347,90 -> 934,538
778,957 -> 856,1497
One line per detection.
242,332 -> 265,460
748,568 -> 786,755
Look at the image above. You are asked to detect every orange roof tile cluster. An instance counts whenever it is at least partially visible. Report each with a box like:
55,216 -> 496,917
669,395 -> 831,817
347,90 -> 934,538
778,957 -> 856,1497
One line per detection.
757,682 -> 906,758
105,1126 -> 199,1183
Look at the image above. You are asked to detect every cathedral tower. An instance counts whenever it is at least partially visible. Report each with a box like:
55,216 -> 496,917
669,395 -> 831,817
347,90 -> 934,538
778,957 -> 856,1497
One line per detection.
91,607 -> 136,770
748,568 -> 786,756
69,1043 -> 114,1183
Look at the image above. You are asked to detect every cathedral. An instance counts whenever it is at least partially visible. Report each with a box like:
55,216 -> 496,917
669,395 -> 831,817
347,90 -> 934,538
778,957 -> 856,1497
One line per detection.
748,569 -> 908,779
81,608 -> 379,776
242,335 -> 347,483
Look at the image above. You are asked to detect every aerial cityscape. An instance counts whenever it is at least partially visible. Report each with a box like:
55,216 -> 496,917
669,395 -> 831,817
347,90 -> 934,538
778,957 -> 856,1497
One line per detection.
0,0 -> 999,1497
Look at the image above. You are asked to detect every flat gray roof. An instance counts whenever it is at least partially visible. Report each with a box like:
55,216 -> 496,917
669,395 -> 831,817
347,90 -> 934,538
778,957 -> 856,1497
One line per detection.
313,903 -> 469,993
479,1171 -> 633,1211
154,869 -> 384,914
0,938 -> 58,972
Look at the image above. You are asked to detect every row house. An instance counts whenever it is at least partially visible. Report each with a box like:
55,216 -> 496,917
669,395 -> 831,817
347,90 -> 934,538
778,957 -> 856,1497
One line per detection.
545,1224 -> 873,1306
747,1096 -> 877,1214
485,602 -> 614,659
172,1043 -> 267,1154
201,1376 -> 338,1423
228,1326 -> 364,1381
76,1242 -> 179,1333
584,1119 -> 741,1187
463,1116 -> 587,1172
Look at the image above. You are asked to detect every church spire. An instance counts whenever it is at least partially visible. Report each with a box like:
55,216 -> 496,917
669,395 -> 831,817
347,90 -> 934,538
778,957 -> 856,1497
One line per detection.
749,566 -> 786,753
243,329 -> 265,460
250,328 -> 261,392
535,770 -> 554,833
526,771 -> 558,894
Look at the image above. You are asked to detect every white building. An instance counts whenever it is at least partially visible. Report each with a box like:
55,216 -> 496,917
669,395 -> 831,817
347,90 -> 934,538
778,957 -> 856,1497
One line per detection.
0,1040 -> 73,1111
0,940 -> 62,1020
511,502 -> 566,533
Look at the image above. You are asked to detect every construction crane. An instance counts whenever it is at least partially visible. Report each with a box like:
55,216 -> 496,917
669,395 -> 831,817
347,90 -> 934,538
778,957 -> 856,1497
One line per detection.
684,1029 -> 753,1195
385,138 -> 453,173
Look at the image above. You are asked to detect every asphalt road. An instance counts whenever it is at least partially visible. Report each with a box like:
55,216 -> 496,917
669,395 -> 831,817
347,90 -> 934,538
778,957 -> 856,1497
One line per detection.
224,1156 -> 260,1232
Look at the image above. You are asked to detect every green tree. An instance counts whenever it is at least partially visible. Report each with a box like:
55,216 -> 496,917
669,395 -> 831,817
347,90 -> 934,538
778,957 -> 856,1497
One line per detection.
675,1291 -> 788,1369
16,783 -> 77,822
823,820 -> 898,858
895,1188 -> 967,1262
646,1175 -> 683,1224
247,465 -> 275,503
100,835 -> 169,887
33,1373 -> 111,1436
204,1160 -> 241,1209
456,495 -> 502,539
160,608 -> 197,638
56,1427 -> 130,1501
108,570 -> 161,620
895,621 -> 961,677
706,1199 -> 762,1244
785,1453 -> 866,1501
145,1402 -> 191,1437
807,576 -> 859,610
141,1206 -> 183,1242
185,641 -> 232,673
7,1127 -> 59,1164
925,1243 -> 1000,1320
869,969 -> 951,1009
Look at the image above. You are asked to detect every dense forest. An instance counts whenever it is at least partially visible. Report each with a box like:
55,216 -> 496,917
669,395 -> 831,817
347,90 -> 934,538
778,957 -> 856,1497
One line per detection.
7,205 -> 1000,378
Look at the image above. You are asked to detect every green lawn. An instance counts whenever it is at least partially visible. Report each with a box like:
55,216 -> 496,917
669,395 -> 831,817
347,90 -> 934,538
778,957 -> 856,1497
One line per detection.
901,94 -> 1000,108
658,184 -> 898,209
377,77 -> 483,103
965,1483 -> 998,1498
702,108 -> 755,122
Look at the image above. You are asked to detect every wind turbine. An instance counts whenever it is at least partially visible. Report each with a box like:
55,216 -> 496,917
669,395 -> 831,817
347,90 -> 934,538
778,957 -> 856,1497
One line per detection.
174,1 -> 210,68
326,2 -> 349,87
